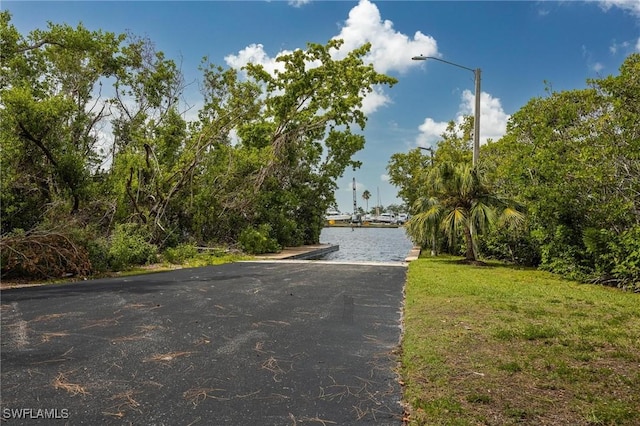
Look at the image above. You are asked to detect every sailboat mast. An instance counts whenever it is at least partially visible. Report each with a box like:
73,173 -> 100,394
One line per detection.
352,177 -> 357,215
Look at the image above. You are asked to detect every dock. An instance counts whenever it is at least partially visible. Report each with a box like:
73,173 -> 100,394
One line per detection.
324,223 -> 401,229
254,244 -> 339,260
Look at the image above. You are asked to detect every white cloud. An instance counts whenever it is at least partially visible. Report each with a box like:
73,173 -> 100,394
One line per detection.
609,40 -> 630,55
228,128 -> 240,146
332,0 -> 439,74
615,37 -> 640,53
288,0 -> 311,7
224,0 -> 439,116
476,91 -> 510,144
416,90 -> 510,147
537,8 -> 550,17
416,118 -> 449,148
224,43 -> 293,77
380,174 -> 390,182
360,86 -> 392,115
581,45 -> 609,74
599,0 -> 640,18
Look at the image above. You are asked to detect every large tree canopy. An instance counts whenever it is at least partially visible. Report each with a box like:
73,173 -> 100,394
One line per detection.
1,11 -> 124,227
0,12 -> 397,278
482,54 -> 640,288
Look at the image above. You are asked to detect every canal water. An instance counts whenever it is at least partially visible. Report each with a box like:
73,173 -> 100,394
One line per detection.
319,226 -> 414,262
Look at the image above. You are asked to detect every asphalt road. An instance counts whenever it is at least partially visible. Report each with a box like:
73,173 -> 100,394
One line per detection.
1,261 -> 407,425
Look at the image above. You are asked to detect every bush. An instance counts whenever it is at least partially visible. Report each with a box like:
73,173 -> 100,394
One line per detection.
479,227 -> 541,266
164,244 -> 198,264
108,223 -> 158,270
238,224 -> 280,255
610,227 -> 640,291
85,236 -> 110,273
584,226 -> 640,291
535,225 -> 591,281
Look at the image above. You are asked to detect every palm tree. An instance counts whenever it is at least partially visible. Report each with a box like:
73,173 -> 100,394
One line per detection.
362,190 -> 371,214
406,161 -> 524,262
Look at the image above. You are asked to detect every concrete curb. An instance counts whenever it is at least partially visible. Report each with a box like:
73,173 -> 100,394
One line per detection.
404,246 -> 422,262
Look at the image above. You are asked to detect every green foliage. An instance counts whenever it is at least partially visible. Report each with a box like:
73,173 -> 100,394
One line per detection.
479,53 -> 640,287
583,226 -> 640,291
107,223 -> 158,270
238,224 -> 281,255
478,225 -> 540,266
610,227 -> 640,291
0,14 -> 124,216
386,148 -> 430,212
238,39 -> 396,248
23,11 -> 640,287
163,244 -> 198,265
405,161 -> 524,261
85,236 -> 110,274
1,12 -> 397,279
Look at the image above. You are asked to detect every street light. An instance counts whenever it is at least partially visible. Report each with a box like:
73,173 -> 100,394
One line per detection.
418,146 -> 434,166
411,55 -> 481,167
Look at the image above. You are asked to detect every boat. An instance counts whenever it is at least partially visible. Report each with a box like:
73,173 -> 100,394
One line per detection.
325,209 -> 352,223
397,213 -> 409,225
371,212 -> 398,224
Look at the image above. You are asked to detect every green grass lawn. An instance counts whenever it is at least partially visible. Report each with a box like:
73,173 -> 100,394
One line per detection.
402,256 -> 640,425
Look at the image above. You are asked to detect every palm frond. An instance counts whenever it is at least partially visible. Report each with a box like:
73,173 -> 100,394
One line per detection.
441,207 -> 466,245
499,206 -> 526,229
471,201 -> 496,234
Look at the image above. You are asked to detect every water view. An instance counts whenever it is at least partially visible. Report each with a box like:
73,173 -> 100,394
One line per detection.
319,226 -> 414,262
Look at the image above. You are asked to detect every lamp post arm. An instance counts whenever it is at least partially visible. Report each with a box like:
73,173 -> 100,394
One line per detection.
411,54 -> 482,167
419,146 -> 434,166
411,55 -> 476,73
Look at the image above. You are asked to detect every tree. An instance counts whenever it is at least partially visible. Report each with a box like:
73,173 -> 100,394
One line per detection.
108,54 -> 262,243
1,12 -> 124,228
1,16 -> 400,277
362,190 -> 371,213
406,161 -> 523,261
482,53 -> 640,287
386,148 -> 431,213
387,119 -> 474,214
237,39 -> 397,245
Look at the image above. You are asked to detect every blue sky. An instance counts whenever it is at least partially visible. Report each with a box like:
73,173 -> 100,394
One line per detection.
4,0 -> 640,213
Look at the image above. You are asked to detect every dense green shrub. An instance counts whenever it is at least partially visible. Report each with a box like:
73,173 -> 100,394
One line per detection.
535,225 -> 591,281
478,227 -> 541,266
107,223 -> 158,270
610,227 -> 640,291
85,236 -> 110,274
584,226 -> 640,291
164,244 -> 198,264
238,224 -> 281,255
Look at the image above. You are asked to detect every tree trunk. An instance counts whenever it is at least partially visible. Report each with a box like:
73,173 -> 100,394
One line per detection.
464,225 -> 476,261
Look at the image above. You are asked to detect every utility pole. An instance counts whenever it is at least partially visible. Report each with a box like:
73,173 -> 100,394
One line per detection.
473,67 -> 481,167
411,55 -> 481,167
